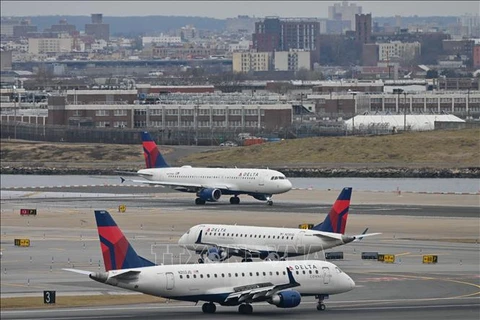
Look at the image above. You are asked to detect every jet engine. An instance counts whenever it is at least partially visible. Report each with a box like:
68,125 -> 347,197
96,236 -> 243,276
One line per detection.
198,188 -> 222,202
268,290 -> 301,308
206,247 -> 229,262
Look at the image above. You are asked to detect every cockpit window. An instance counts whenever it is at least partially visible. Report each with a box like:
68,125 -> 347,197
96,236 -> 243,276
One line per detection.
186,229 -> 190,234
271,176 -> 286,180
335,267 -> 342,273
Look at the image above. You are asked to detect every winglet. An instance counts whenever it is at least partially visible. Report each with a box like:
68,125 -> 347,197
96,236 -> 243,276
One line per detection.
286,267 -> 300,286
195,230 -> 203,244
120,177 -> 125,184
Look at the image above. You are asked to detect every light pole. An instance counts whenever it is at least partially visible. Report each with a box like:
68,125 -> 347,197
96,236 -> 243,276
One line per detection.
403,92 -> 407,131
13,85 -> 17,140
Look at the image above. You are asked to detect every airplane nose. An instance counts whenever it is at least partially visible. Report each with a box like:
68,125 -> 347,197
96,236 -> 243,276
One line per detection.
178,233 -> 187,246
284,180 -> 293,192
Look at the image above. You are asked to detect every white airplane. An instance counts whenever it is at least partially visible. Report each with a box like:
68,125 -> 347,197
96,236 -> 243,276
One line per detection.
65,210 -> 355,314
121,132 -> 292,206
179,187 -> 381,263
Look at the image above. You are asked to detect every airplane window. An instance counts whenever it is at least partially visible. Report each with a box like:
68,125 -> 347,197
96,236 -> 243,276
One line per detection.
222,273 -> 225,278
228,273 -> 232,277
283,271 -> 286,275
227,233 -> 229,236
223,233 -> 225,236
200,274 -> 204,278
302,271 -> 306,275
180,275 -> 183,279
268,235 -> 271,239
186,275 -> 190,279
193,274 -> 197,278
207,274 -> 210,278
269,272 -> 273,276
270,177 -> 274,180
263,272 -> 266,276
236,234 -> 238,237
263,235 -> 266,238
296,271 -> 299,275
276,271 -> 279,275
254,235 -> 257,238
315,270 -> 319,274
214,233 -> 216,236
235,273 -> 238,277
309,270 -> 312,274
256,272 -> 259,276
241,273 -> 245,277
291,237 -> 294,240
282,236 -> 284,239
250,235 -> 252,237
214,274 -> 218,278
249,272 -> 252,276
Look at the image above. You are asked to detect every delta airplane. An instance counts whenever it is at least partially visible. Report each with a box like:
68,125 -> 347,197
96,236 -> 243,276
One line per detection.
64,210 -> 355,314
121,132 -> 292,206
179,187 -> 381,263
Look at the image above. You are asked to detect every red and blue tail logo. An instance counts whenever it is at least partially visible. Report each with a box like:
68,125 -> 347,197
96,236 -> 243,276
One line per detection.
141,131 -> 169,169
95,210 -> 155,271
312,187 -> 352,234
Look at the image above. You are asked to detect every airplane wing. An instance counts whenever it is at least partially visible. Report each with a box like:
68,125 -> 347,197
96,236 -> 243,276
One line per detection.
194,230 -> 269,256
224,268 -> 300,304
123,178 -> 234,192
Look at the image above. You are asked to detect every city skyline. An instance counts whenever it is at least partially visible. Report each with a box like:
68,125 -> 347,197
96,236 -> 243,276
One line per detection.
1,1 -> 479,19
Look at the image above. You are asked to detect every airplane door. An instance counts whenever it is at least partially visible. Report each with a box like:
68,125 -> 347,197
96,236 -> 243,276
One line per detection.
295,231 -> 305,254
166,272 -> 175,290
322,267 -> 331,285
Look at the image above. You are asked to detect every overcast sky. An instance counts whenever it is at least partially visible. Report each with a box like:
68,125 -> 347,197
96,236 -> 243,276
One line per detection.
1,1 -> 478,18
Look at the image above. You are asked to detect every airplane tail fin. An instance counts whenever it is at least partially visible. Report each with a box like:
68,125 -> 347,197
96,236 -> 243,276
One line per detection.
95,210 -> 155,271
312,187 -> 352,234
141,131 -> 169,168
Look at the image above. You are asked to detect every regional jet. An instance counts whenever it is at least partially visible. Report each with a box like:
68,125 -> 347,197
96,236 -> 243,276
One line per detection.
64,210 -> 355,314
121,132 -> 292,205
179,187 -> 381,263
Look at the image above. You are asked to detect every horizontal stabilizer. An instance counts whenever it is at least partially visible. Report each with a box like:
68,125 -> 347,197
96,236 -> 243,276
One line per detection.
353,232 -> 382,241
62,268 -> 92,275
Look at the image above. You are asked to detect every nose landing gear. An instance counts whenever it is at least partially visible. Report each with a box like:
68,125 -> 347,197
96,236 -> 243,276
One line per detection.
315,294 -> 328,311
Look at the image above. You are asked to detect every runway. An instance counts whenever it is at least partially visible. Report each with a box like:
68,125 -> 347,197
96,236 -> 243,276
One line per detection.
1,186 -> 479,319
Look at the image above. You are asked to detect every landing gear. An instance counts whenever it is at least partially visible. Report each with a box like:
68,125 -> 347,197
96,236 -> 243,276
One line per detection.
316,295 -> 328,311
229,196 -> 240,204
238,304 -> 253,314
316,303 -> 326,311
241,258 -> 253,262
202,302 -> 216,314
266,200 -> 273,206
195,198 -> 206,205
198,258 -> 204,264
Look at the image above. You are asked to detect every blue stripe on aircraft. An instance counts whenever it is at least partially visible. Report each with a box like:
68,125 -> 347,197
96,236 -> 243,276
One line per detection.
99,234 -> 117,270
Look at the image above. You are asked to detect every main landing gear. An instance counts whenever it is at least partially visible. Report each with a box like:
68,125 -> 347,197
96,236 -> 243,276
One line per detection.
316,295 -> 328,311
229,196 -> 240,204
238,304 -> 253,314
195,198 -> 206,205
202,302 -> 216,313
265,196 -> 273,206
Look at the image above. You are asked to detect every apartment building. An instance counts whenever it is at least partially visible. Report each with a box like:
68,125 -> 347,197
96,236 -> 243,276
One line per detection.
274,50 -> 311,71
28,36 -> 74,54
232,52 -> 271,73
378,41 -> 421,62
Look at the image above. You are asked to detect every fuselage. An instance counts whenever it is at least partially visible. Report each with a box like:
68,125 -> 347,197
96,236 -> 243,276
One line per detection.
138,167 -> 292,195
92,260 -> 355,304
179,224 -> 353,258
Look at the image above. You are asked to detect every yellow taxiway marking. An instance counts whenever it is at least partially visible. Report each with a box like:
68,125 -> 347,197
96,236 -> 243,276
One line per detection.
394,252 -> 411,257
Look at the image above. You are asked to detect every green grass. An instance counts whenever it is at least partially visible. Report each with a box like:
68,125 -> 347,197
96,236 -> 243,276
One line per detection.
179,129 -> 480,168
